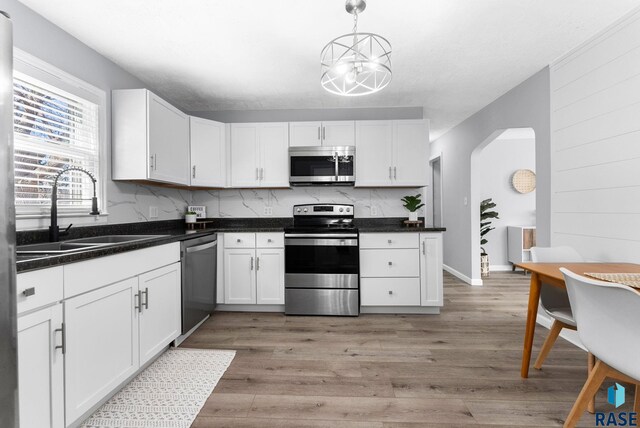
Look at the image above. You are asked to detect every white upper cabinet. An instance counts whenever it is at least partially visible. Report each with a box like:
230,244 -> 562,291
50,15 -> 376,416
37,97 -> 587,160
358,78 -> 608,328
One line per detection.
189,117 -> 226,187
354,121 -> 394,186
355,119 -> 429,187
289,121 -> 355,147
230,122 -> 289,188
112,89 -> 190,185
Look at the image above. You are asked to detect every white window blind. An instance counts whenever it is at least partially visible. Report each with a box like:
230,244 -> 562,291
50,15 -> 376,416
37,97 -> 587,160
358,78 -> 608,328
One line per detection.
13,73 -> 100,214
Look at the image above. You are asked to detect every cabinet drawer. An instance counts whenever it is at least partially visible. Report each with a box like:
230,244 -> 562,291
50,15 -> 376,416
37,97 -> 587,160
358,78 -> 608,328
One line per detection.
361,278 -> 421,306
359,233 -> 419,249
256,232 -> 284,248
360,249 -> 419,277
17,267 -> 63,315
224,233 -> 256,248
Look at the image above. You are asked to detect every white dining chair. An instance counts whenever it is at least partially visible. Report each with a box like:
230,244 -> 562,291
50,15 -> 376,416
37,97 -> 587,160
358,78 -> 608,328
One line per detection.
560,268 -> 640,428
530,246 -> 584,370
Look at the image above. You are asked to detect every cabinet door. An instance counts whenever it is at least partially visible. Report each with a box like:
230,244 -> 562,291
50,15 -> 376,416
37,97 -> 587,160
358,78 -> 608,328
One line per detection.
259,123 -> 289,187
393,120 -> 429,186
148,92 -> 190,185
64,278 -> 140,424
230,123 -> 260,187
138,263 -> 181,366
256,248 -> 285,304
322,121 -> 355,146
420,234 -> 443,307
290,121 -> 321,147
224,249 -> 256,304
355,121 -> 393,186
190,117 -> 226,187
18,305 -> 64,428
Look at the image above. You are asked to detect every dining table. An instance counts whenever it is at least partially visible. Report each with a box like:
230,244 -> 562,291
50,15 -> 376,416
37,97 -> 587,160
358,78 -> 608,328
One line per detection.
514,262 -> 640,379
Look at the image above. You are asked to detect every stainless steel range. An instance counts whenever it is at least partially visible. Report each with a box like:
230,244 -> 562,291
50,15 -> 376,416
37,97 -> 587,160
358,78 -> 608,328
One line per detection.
284,204 -> 359,316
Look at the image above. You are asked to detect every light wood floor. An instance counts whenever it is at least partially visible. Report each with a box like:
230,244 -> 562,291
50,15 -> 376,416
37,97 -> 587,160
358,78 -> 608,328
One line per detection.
182,271 -> 633,427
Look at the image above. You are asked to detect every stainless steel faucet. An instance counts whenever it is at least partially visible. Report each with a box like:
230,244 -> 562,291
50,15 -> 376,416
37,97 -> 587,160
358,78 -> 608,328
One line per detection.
49,166 -> 100,242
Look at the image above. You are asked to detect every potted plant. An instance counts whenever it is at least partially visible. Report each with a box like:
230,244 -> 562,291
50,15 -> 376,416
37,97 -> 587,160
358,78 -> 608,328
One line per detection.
185,210 -> 198,224
401,194 -> 425,222
480,198 -> 499,277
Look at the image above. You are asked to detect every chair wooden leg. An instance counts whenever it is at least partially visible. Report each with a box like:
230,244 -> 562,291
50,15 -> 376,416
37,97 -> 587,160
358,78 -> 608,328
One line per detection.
564,360 -> 608,428
635,384 -> 640,414
534,320 -> 564,370
587,353 -> 596,414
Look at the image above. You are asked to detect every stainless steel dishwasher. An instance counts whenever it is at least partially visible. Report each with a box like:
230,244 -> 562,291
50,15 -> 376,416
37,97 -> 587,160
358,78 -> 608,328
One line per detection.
181,234 -> 217,335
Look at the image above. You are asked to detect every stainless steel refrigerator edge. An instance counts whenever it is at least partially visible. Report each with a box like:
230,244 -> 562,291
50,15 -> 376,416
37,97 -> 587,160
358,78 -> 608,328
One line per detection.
0,10 -> 18,428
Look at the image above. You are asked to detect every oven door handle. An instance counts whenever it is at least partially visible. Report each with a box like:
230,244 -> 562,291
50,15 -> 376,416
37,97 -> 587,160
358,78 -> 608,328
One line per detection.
285,238 -> 358,247
284,233 -> 358,239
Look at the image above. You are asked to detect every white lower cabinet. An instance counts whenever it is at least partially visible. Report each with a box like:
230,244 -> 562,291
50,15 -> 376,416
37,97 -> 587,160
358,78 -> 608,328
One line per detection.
138,263 -> 181,366
18,304 -> 64,428
224,249 -> 257,304
256,248 -> 285,304
64,277 -> 140,424
222,233 -> 284,305
360,232 -> 443,310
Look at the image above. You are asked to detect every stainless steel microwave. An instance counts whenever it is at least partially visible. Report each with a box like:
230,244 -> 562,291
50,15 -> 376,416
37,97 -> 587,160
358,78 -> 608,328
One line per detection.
289,146 -> 355,186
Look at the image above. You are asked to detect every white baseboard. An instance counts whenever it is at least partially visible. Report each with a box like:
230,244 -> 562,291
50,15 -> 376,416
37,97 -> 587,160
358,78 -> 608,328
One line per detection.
489,264 -> 513,271
443,264 -> 483,286
361,306 -> 441,314
536,313 -> 585,351
216,304 -> 285,312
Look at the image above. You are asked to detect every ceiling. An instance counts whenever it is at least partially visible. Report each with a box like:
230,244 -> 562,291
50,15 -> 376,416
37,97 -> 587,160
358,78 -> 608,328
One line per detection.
18,0 -> 639,139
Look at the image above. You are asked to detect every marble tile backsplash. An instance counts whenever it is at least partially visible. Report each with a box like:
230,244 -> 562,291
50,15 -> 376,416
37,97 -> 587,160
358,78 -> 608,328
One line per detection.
107,182 -> 192,224
191,187 -> 427,218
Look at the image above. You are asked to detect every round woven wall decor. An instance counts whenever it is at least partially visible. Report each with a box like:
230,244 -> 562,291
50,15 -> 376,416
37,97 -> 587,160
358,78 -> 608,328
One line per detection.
511,169 -> 536,193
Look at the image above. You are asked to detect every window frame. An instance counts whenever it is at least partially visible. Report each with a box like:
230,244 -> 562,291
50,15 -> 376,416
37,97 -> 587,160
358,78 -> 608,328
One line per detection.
13,49 -> 108,229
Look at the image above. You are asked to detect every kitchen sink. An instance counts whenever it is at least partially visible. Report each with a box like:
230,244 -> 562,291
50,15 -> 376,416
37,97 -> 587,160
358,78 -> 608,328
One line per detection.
67,235 -> 167,244
17,235 -> 168,255
16,242 -> 103,254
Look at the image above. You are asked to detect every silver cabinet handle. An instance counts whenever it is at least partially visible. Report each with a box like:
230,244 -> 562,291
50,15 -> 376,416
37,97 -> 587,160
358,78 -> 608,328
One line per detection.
250,256 -> 254,270
394,166 -> 397,179
54,323 -> 65,354
318,126 -> 321,140
237,238 -> 241,243
267,238 -> 273,243
422,241 -> 426,255
142,287 -> 149,310
192,165 -> 196,178
256,168 -> 259,180
322,126 -> 326,141
388,239 -> 392,244
334,152 -> 339,181
256,257 -> 260,271
260,168 -> 264,180
388,290 -> 393,295
389,166 -> 392,179
135,292 -> 142,313
388,261 -> 393,266
150,155 -> 155,171
22,287 -> 35,297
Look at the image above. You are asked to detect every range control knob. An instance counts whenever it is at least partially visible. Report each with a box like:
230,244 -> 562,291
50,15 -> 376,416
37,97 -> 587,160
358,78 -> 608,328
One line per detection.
346,207 -> 351,212
303,208 -> 308,212
296,208 -> 301,213
339,208 -> 344,212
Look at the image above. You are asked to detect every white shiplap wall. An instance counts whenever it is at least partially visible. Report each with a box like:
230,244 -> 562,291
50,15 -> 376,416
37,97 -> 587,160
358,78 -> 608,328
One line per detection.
550,8 -> 640,262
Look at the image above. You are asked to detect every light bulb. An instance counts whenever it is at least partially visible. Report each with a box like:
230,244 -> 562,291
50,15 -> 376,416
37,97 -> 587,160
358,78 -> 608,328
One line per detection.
345,69 -> 357,84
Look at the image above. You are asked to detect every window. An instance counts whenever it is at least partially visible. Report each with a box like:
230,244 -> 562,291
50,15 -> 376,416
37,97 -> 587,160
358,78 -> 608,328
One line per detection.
13,71 -> 101,215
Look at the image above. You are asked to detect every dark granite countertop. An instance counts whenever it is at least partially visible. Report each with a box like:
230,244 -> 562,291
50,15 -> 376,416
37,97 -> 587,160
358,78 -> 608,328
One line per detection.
16,217 -> 445,272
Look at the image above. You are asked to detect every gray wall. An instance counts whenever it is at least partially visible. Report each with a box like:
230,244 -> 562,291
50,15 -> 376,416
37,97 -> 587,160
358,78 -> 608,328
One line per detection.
2,0 -> 191,227
190,107 -> 423,123
431,68 -> 550,284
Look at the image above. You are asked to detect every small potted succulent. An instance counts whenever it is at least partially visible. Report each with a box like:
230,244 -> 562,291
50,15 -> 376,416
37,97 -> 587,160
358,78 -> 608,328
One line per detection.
185,210 -> 198,224
401,194 -> 425,222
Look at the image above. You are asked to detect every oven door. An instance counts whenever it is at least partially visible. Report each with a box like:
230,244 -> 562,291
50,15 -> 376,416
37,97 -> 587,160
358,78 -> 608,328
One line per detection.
284,234 -> 359,289
289,147 -> 355,185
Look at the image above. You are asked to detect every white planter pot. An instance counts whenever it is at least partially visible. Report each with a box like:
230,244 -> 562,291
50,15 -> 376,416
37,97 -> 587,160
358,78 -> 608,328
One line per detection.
185,214 -> 197,224
481,254 -> 490,277
408,212 -> 418,222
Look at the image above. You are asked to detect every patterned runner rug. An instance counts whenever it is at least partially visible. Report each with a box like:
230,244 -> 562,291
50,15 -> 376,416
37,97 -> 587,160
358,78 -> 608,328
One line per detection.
81,348 -> 236,428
